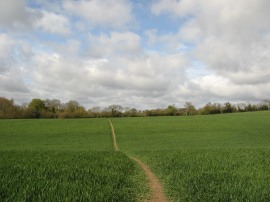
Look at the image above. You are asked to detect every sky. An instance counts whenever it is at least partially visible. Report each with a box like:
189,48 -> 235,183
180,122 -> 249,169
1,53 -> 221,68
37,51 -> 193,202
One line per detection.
0,0 -> 270,109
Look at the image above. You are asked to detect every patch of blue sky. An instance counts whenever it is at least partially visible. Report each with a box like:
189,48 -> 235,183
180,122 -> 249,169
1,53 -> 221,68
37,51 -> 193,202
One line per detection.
143,38 -> 195,56
131,1 -> 195,55
34,30 -> 68,44
23,78 -> 34,86
6,31 -> 53,56
26,0 -> 42,9
186,60 -> 211,80
133,2 -> 185,35
26,0 -> 63,12
26,33 -> 57,55
0,27 -> 7,33
177,42 -> 195,52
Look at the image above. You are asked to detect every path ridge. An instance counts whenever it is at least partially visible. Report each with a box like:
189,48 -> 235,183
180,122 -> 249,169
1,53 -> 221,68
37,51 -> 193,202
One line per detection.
108,119 -> 169,202
108,119 -> 119,151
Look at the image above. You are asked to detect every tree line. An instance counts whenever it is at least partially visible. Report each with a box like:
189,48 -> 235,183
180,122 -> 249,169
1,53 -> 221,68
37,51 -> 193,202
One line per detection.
0,97 -> 269,119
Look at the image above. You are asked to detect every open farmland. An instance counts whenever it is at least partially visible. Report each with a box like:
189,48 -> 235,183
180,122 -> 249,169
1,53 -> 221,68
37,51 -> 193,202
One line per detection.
0,119 -> 147,201
113,111 -> 270,201
0,119 -> 112,151
1,111 -> 270,201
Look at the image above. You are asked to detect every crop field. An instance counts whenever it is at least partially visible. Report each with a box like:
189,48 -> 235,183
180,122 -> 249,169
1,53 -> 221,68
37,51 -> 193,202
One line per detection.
0,119 -> 112,151
1,111 -> 270,201
0,119 -> 146,201
113,111 -> 270,201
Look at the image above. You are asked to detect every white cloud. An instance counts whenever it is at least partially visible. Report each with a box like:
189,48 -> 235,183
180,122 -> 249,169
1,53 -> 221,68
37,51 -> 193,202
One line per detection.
191,74 -> 270,103
151,0 -> 196,17
88,31 -> 141,57
0,34 -> 15,59
193,1 -> 270,86
64,0 -> 132,28
0,72 -> 29,93
18,48 -> 188,108
1,0 -> 270,108
0,34 -> 16,74
152,0 -> 270,87
34,11 -> 70,35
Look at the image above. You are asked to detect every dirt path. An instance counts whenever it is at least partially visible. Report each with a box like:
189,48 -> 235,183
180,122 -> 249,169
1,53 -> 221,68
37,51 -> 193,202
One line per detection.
130,156 -> 169,202
108,119 -> 119,151
108,119 -> 169,202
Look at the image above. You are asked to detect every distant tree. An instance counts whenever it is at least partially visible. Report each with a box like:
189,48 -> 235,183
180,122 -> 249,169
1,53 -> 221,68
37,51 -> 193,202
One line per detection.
236,103 -> 247,112
89,107 -> 101,113
0,97 -> 19,118
45,99 -> 61,112
175,108 -> 186,116
143,108 -> 165,116
124,108 -> 138,117
200,102 -> 222,115
258,100 -> 269,111
28,98 -> 46,118
21,103 -> 28,111
130,108 -> 138,117
245,104 -> 257,112
60,100 -> 87,118
222,102 -> 236,113
184,102 -> 197,115
43,99 -> 61,118
211,103 -> 222,114
88,107 -> 102,118
263,100 -> 270,109
65,100 -> 79,113
166,105 -> 177,116
107,105 -> 123,117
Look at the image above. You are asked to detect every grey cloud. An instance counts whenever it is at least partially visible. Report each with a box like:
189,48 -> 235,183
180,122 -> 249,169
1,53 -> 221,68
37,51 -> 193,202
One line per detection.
0,71 -> 29,93
88,32 -> 142,58
0,0 -> 41,30
152,0 -> 270,102
34,11 -> 71,35
190,1 -> 270,85
2,0 -> 270,109
21,48 -> 189,109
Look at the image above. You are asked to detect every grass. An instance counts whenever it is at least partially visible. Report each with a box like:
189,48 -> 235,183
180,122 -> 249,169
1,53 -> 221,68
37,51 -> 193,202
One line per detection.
114,111 -> 270,150
1,112 -> 270,201
0,151 -> 145,201
144,149 -> 270,201
0,119 -> 147,201
0,119 -> 112,151
112,111 -> 270,201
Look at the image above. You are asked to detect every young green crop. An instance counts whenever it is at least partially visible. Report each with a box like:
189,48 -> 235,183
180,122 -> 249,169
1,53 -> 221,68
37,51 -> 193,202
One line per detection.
113,111 -> 270,201
0,151 -> 146,201
0,118 -> 112,151
2,112 -> 269,201
144,149 -> 270,201
0,119 -> 148,201
114,111 -> 270,151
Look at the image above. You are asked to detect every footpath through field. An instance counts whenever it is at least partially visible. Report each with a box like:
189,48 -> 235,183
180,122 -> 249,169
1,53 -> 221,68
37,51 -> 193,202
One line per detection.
108,119 -> 168,202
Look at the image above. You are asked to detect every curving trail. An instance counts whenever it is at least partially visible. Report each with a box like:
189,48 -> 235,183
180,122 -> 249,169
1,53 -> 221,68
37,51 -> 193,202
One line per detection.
108,119 -> 169,202
108,119 -> 119,152
130,156 -> 169,202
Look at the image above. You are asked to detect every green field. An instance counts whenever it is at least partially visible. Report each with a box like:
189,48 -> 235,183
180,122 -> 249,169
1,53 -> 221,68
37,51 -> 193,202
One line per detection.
0,119 -> 112,151
1,111 -> 270,201
0,119 -> 147,201
113,111 -> 270,201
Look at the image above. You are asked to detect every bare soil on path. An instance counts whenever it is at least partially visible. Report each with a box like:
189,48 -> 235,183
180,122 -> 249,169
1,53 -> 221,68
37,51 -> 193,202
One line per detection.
130,156 -> 169,202
108,119 -> 169,202
108,119 -> 119,152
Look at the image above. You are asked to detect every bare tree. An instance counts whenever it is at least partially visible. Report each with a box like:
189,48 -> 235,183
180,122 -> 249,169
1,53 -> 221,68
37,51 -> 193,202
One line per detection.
184,102 -> 196,115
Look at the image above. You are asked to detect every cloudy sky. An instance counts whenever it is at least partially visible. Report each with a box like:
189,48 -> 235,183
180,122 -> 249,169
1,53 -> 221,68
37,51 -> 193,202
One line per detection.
1,0 -> 270,109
